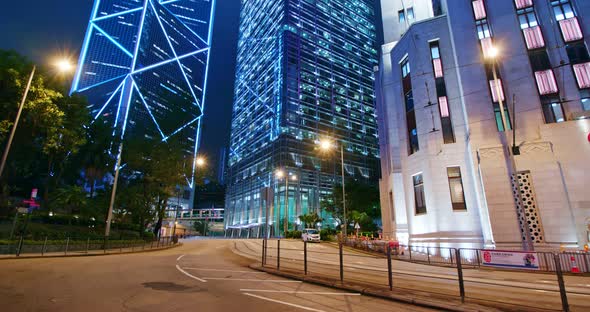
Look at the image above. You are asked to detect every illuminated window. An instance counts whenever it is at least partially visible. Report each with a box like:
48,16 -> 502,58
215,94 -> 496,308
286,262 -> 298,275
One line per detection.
447,167 -> 466,211
523,26 -> 545,49
413,174 -> 426,215
515,0 -> 533,9
472,0 -> 487,20
439,96 -> 449,117
535,70 -> 559,95
407,7 -> 414,21
430,43 -> 443,78
489,79 -> 505,102
551,0 -> 575,21
573,62 -> 590,89
398,10 -> 405,24
480,37 -> 495,59
560,17 -> 583,42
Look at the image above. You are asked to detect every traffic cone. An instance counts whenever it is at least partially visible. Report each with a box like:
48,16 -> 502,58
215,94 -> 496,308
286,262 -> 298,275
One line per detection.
570,256 -> 581,273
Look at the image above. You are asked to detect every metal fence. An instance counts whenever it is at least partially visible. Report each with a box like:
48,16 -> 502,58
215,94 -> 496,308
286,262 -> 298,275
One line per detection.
257,239 -> 588,312
0,235 -> 177,257
343,238 -> 590,274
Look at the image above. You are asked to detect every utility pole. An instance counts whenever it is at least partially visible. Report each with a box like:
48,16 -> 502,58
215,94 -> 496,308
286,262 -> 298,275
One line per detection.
0,66 -> 35,179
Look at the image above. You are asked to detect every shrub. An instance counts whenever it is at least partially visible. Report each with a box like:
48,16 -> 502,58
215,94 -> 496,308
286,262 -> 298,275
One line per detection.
320,228 -> 337,241
286,230 -> 302,239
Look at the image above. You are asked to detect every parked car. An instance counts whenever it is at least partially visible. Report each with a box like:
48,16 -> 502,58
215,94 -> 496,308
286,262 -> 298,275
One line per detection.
302,228 -> 321,242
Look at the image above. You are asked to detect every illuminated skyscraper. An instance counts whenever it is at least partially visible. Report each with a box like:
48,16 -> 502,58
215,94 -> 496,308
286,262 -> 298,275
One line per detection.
225,0 -> 380,237
71,0 -> 215,210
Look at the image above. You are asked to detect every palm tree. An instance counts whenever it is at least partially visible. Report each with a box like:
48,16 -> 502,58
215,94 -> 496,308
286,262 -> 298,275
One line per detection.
298,212 -> 322,229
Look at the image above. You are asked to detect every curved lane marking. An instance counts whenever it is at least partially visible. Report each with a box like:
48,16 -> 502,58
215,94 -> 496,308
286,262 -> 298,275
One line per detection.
177,254 -> 186,261
176,264 -> 206,283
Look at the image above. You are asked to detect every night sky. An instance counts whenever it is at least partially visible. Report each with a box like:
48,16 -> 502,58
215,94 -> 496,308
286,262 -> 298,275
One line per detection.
0,0 -> 242,175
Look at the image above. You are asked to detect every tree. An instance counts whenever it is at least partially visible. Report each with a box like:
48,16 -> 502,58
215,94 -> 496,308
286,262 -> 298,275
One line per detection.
75,121 -> 116,198
193,220 -> 209,236
117,182 -> 158,236
298,212 -> 322,229
320,179 -> 380,230
122,137 -> 189,236
51,185 -> 88,223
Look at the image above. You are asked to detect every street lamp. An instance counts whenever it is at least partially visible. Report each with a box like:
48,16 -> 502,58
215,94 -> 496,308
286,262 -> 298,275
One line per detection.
275,169 -> 296,237
0,59 -> 75,179
485,47 -> 533,251
173,156 -> 206,238
318,138 -> 348,238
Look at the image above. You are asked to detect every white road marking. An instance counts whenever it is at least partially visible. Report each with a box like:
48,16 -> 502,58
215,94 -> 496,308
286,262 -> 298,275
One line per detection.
243,292 -> 327,312
240,289 -> 360,296
175,265 -> 207,283
203,277 -> 301,283
176,254 -> 185,261
182,268 -> 266,274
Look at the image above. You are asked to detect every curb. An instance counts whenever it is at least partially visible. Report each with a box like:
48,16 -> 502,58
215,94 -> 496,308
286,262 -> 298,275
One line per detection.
0,243 -> 181,260
249,264 -> 556,312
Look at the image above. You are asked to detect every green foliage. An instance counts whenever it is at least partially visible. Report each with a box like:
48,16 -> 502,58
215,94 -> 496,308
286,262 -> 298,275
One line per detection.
320,228 -> 337,241
320,179 -> 380,230
298,212 -> 322,229
192,220 -> 209,235
286,230 -> 302,239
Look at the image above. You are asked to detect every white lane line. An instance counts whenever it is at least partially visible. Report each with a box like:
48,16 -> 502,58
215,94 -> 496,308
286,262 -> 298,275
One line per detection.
182,268 -> 266,274
243,293 -> 327,312
203,278 -> 301,283
176,254 -> 186,261
240,289 -> 360,296
176,265 -> 207,283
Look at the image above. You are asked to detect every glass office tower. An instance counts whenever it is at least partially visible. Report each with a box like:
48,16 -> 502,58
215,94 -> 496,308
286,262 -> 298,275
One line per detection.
225,0 -> 380,237
71,0 -> 215,209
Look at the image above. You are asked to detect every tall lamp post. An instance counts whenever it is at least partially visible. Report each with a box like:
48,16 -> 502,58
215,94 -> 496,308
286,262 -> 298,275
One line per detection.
486,47 -> 533,251
318,139 -> 347,238
173,156 -> 206,237
0,59 -> 74,179
275,169 -> 297,238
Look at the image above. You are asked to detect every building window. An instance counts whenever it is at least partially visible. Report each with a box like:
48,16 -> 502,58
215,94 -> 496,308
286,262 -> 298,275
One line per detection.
480,37 -> 495,59
472,0 -> 487,20
432,0 -> 443,16
439,96 -> 449,117
430,43 -> 443,78
573,62 -> 590,89
494,106 -> 512,131
402,58 -> 419,155
413,174 -> 426,215
581,98 -> 590,110
489,79 -> 506,102
407,7 -> 415,21
523,26 -> 545,50
515,0 -> 533,9
560,17 -> 583,42
518,7 -> 538,29
447,167 -> 466,211
543,102 -> 566,123
551,0 -> 575,21
399,10 -> 405,24
535,70 -> 559,95
476,20 -> 492,39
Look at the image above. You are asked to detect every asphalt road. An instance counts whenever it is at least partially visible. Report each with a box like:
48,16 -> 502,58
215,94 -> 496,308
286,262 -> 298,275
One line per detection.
0,239 -> 435,312
235,240 -> 590,311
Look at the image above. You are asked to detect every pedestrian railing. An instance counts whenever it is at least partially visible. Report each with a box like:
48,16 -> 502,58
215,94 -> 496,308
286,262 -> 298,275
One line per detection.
0,235 -> 178,258
257,239 -> 588,312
